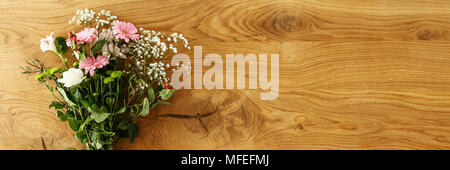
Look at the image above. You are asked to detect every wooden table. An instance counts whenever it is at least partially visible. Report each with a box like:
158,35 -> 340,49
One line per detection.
1,0 -> 450,149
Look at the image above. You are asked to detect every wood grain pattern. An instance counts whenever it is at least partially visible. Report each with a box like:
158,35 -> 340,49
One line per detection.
2,0 -> 450,149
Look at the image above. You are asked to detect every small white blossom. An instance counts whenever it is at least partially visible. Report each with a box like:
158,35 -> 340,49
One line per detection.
40,32 -> 56,52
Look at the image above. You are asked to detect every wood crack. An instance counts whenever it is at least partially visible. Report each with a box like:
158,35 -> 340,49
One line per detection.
155,106 -> 218,135
40,136 -> 47,150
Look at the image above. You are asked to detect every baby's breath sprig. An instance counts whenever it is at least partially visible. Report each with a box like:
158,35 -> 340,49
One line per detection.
69,9 -> 118,29
127,28 -> 191,86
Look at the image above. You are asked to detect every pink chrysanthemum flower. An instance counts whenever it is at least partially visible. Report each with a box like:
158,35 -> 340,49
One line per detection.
94,55 -> 109,69
79,57 -> 96,76
113,21 -> 140,42
76,28 -> 97,43
79,55 -> 109,76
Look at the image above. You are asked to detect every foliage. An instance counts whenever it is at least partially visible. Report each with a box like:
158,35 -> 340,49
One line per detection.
21,9 -> 188,150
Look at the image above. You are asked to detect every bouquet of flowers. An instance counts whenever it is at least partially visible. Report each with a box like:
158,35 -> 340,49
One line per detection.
21,9 -> 190,150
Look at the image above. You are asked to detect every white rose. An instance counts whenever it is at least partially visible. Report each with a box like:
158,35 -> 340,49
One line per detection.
57,68 -> 85,87
40,32 -> 56,52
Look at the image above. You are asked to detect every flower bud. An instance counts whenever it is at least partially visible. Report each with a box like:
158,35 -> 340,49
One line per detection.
35,73 -> 46,80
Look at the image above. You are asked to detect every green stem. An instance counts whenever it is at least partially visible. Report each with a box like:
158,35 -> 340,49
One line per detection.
57,53 -> 69,69
43,81 -> 62,103
78,106 -> 84,122
85,128 -> 92,150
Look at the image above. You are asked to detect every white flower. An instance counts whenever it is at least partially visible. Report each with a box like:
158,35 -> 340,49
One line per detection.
40,32 -> 56,52
57,68 -> 85,87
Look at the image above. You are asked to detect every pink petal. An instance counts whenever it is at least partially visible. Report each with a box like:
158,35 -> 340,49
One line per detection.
113,21 -> 140,42
76,28 -> 97,43
89,69 -> 95,76
94,55 -> 109,68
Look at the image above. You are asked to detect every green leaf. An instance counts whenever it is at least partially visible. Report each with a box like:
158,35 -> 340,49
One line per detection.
150,100 -> 171,110
117,121 -> 128,130
90,104 -> 99,112
80,100 -> 91,109
64,147 -> 76,150
90,110 -> 111,123
128,122 -> 139,143
158,100 -> 171,105
68,119 -> 80,131
117,107 -> 126,114
89,105 -> 111,123
148,87 -> 155,103
65,110 -> 75,119
150,102 -> 158,110
57,87 -> 75,106
75,131 -> 88,144
110,71 -> 123,78
56,111 -> 67,121
128,107 -> 135,119
159,89 -> 176,100
139,98 -> 150,117
49,101 -> 64,109
100,106 -> 108,113
54,37 -> 68,55
91,40 -> 107,55
103,77 -> 114,84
